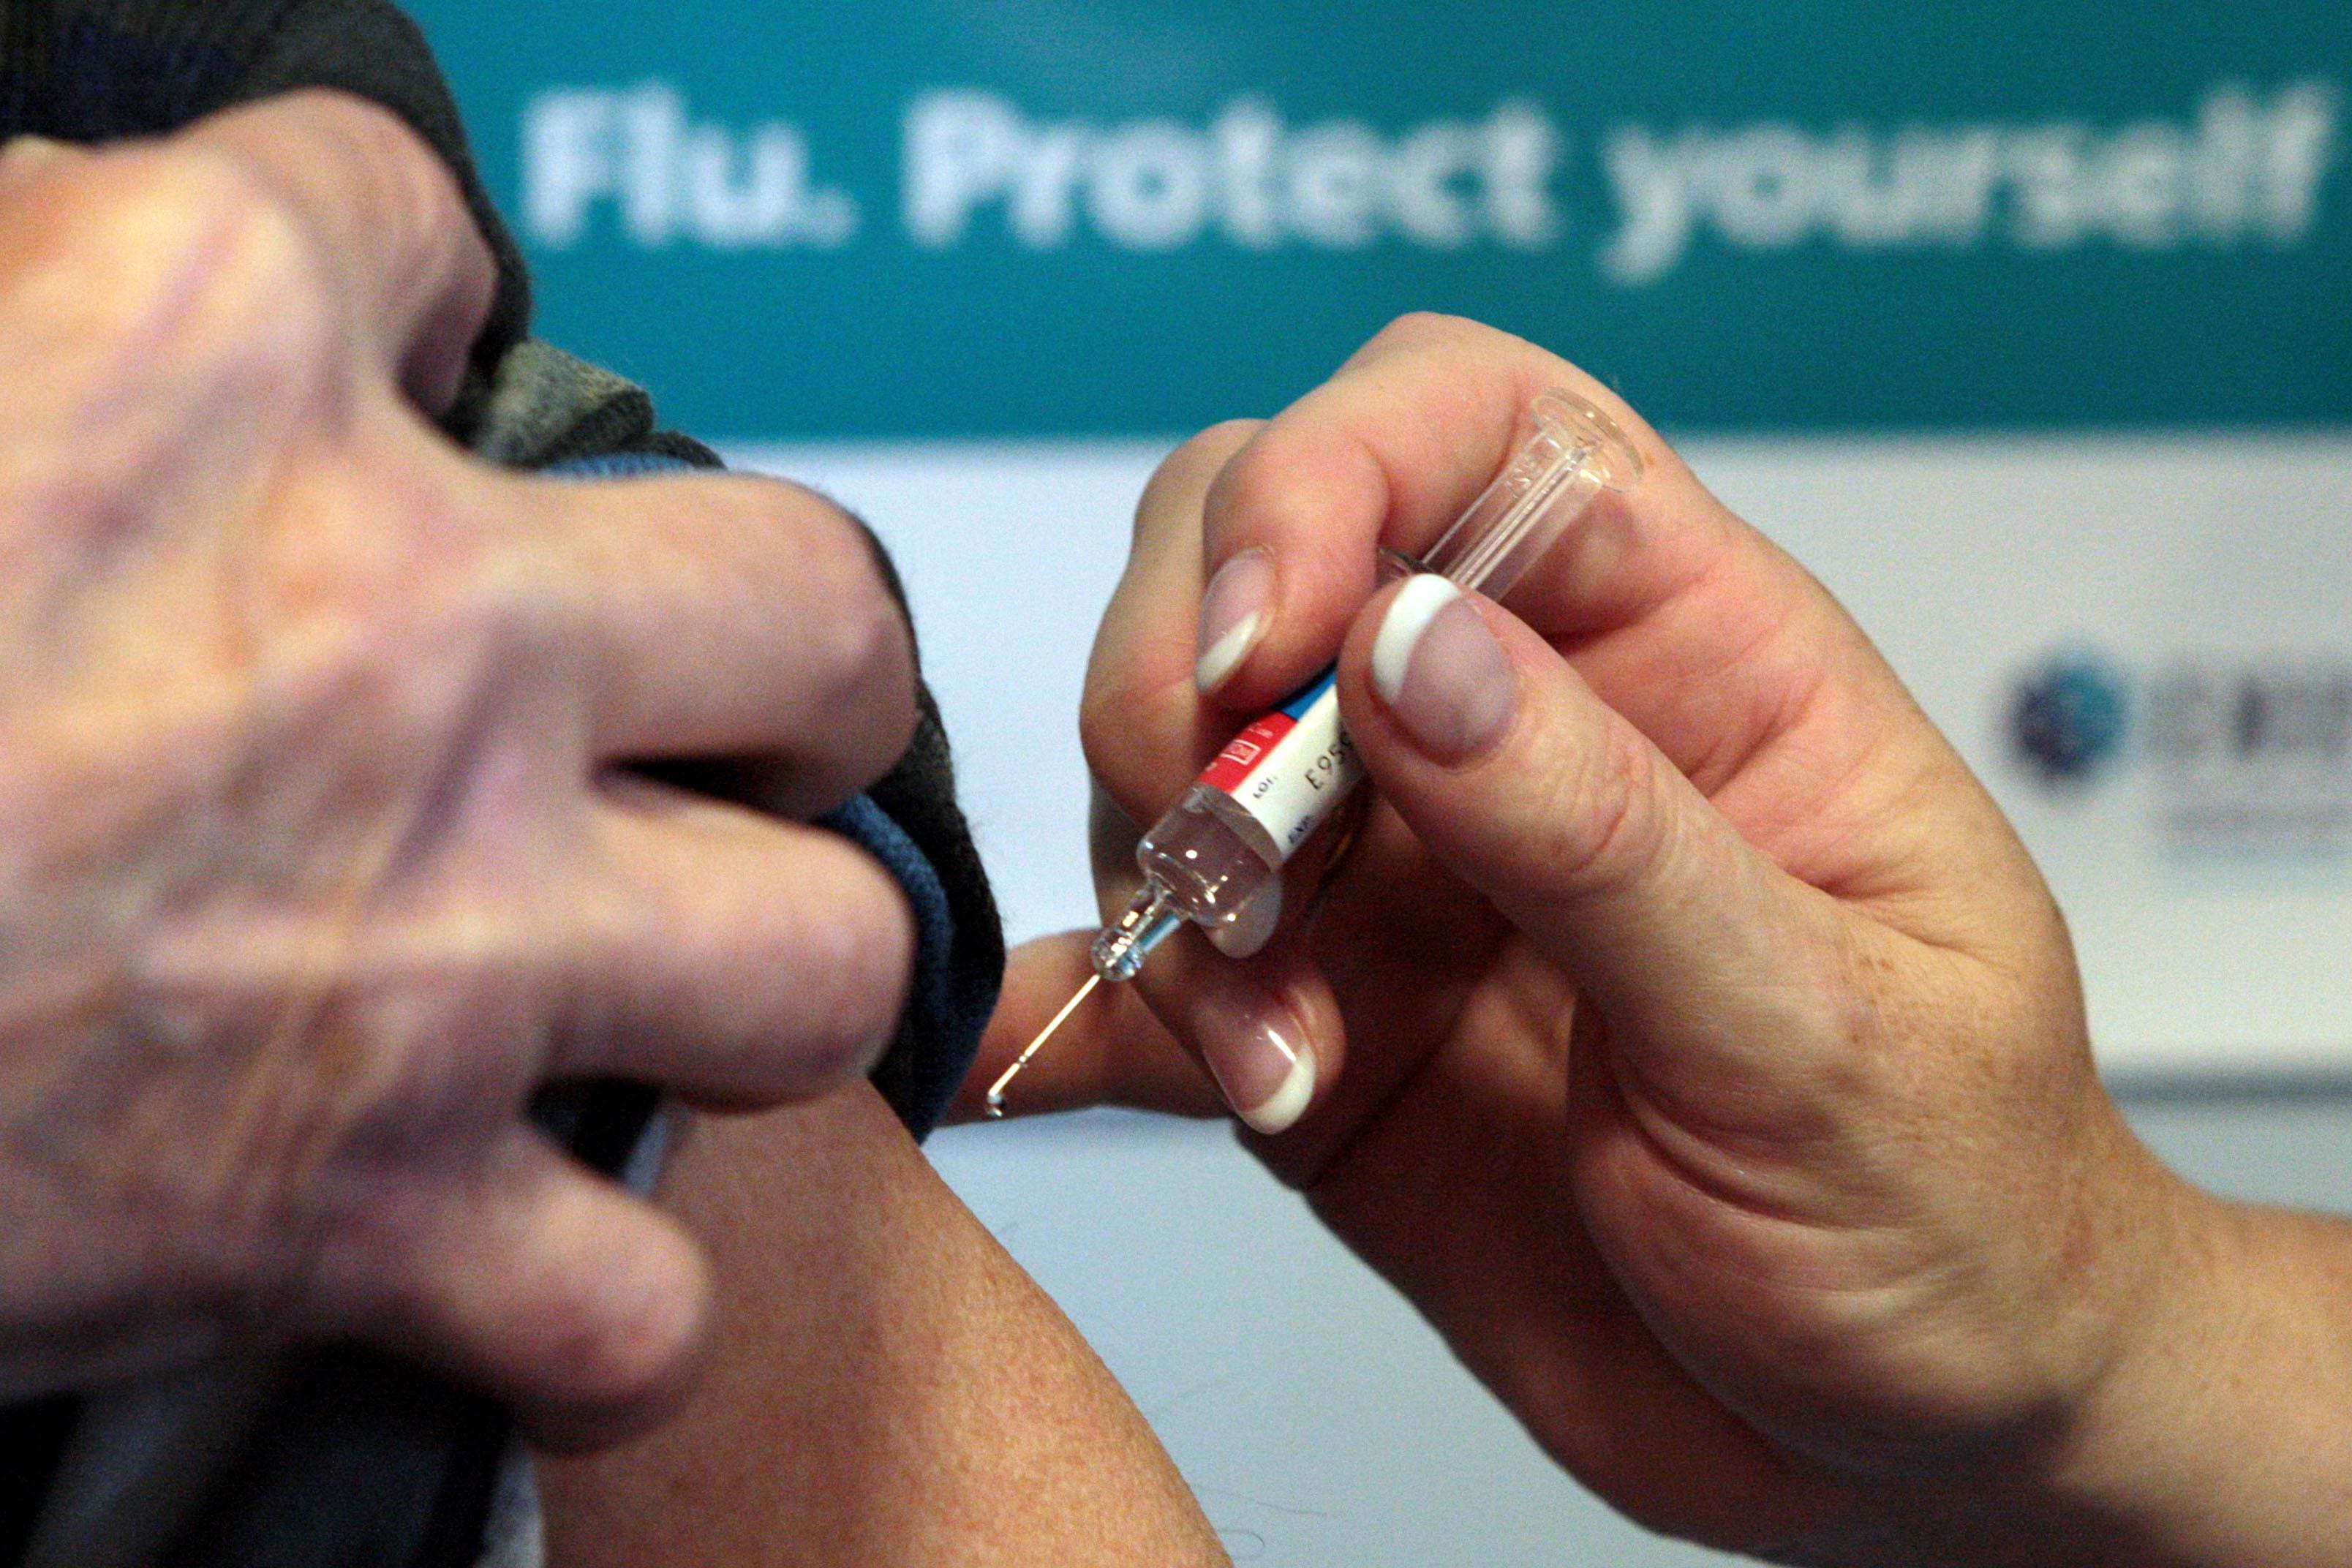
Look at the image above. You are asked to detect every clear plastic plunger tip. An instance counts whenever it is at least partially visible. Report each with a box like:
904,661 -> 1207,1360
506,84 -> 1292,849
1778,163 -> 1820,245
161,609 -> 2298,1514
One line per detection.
1417,388 -> 1648,603
1531,389 -> 1645,493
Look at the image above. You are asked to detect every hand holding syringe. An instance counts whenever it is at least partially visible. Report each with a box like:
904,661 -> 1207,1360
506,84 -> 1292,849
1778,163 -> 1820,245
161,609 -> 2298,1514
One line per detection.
987,391 -> 1645,1118
965,321 -> 2237,1562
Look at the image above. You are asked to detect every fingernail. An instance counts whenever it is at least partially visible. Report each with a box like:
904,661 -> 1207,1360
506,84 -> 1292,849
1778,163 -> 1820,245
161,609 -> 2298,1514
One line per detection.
1371,575 -> 1515,762
1194,990 -> 1316,1135
1196,549 -> 1274,693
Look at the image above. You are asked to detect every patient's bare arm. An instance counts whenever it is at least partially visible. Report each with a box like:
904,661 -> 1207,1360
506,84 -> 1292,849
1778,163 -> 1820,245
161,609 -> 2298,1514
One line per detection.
538,1085 -> 1229,1567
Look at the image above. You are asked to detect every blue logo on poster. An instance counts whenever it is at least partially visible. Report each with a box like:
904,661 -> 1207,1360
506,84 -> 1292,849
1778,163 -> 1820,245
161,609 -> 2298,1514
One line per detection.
2010,655 -> 2131,785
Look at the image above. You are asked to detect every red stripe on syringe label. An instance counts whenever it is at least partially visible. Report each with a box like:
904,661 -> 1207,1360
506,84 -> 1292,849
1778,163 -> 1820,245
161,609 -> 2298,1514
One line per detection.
1192,671 -> 1363,858
1199,713 -> 1295,793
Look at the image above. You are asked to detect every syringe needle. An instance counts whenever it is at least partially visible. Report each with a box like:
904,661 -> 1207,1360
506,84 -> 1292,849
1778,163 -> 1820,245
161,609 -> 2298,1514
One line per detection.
984,972 -> 1101,1119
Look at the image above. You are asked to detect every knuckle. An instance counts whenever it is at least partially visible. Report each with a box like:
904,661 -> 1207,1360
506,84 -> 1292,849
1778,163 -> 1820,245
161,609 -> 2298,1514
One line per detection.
1075,703 -> 1186,856
1201,430 -> 1366,578
779,493 -> 918,745
1076,663 -> 1166,798
274,617 -> 455,787
609,826 -> 916,1102
78,146 -> 336,374
773,844 -> 915,1090
341,475 -> 581,723
1077,678 -> 1126,780
0,133 -> 86,185
529,1230 -> 709,1428
1136,419 -> 1259,535
1187,417 -> 1265,454
297,89 -> 493,333
1375,309 -> 1478,346
456,544 -> 572,687
268,511 -> 524,772
1199,433 -> 1308,552
1360,309 -> 1498,361
1199,430 -> 1276,524
1348,312 -> 1577,404
311,89 -> 472,238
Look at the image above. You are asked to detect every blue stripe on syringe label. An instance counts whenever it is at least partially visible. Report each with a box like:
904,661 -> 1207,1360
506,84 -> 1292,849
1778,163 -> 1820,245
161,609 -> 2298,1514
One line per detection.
1275,666 -> 1338,720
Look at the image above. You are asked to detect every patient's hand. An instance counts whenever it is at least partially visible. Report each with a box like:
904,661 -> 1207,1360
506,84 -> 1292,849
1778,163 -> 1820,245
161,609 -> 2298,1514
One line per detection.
0,92 -> 919,1442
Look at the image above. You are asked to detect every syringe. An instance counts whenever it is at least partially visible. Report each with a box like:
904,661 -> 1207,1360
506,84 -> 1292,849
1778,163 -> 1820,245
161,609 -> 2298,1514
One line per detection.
984,391 -> 1645,1117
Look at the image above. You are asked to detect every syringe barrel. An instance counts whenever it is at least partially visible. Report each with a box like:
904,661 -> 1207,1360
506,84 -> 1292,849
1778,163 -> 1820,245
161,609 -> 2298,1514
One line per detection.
1136,782 -> 1286,925
1144,661 -> 1357,881
1099,677 -> 1352,981
1102,390 -> 1643,981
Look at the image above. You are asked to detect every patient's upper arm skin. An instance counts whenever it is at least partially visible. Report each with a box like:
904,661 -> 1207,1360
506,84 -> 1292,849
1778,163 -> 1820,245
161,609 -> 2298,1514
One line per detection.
538,1084 -> 1230,1567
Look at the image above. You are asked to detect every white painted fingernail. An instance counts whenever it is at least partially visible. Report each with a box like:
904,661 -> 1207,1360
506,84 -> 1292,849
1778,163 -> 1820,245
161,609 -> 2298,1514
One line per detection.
1196,550 -> 1274,693
1372,574 -> 1516,762
1194,990 -> 1316,1136
1196,614 -> 1259,694
1371,573 -> 1462,704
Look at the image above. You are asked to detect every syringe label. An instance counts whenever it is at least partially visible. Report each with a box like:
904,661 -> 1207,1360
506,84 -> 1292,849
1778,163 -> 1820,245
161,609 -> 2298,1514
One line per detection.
1196,668 -> 1363,859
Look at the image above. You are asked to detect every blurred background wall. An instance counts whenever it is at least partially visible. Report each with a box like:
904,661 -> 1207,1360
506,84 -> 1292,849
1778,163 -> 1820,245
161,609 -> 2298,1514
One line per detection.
415,4 -> 2349,1560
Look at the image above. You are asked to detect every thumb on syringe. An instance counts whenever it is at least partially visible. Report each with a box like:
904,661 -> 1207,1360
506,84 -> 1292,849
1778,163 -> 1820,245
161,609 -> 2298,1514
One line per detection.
1335,574 -> 1838,1086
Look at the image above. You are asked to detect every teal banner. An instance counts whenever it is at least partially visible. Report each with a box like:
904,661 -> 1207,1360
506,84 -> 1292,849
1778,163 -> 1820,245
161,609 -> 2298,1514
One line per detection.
412,1 -> 2352,437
